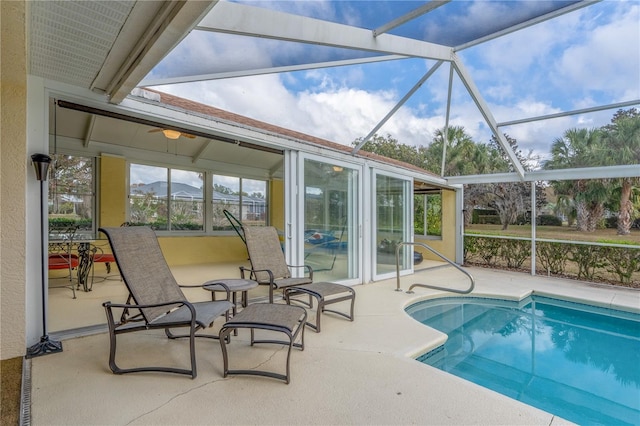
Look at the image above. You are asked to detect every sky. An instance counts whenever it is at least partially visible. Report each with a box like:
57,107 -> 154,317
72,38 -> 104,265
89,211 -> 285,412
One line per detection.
148,0 -> 640,167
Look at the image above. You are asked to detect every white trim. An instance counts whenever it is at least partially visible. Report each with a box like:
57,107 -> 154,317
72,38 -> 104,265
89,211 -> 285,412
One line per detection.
371,169 -> 413,281
26,76 -> 51,346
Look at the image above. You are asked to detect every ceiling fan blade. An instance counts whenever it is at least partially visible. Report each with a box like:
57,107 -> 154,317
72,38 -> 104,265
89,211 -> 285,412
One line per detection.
148,128 -> 163,134
182,133 -> 196,139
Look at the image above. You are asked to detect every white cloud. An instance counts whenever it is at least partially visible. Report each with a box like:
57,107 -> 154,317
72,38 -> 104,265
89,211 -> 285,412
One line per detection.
554,3 -> 640,101
160,74 -> 444,147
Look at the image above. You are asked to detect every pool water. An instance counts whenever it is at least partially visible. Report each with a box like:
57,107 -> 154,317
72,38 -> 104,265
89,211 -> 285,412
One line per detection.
407,296 -> 640,425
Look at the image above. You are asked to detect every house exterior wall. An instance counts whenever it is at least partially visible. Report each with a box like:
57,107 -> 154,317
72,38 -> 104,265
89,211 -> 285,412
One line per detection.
1,0 -> 28,359
99,154 -> 127,227
415,188 -> 457,261
269,178 -> 285,231
157,236 -> 247,266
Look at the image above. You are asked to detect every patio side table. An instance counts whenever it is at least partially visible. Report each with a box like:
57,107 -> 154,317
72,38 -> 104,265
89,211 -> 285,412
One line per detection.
203,278 -> 258,317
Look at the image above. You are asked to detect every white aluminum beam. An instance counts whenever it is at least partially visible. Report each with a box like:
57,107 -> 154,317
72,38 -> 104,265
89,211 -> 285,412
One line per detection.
451,54 -> 526,179
440,63 -> 454,176
447,172 -> 523,184
373,1 -> 450,37
140,55 -> 407,87
197,2 -> 453,61
498,99 -> 640,127
446,164 -> 640,184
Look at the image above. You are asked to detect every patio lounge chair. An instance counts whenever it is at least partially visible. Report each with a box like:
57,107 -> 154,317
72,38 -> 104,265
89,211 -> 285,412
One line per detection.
240,226 -> 313,303
99,226 -> 233,379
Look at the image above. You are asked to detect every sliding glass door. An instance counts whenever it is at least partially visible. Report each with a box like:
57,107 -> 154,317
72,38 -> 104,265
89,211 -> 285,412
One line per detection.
374,172 -> 411,277
303,159 -> 359,283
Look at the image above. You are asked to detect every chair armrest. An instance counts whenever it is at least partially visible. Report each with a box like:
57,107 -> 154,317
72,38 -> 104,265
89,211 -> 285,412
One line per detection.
103,300 -> 196,325
103,299 -> 191,311
179,282 -> 231,301
287,264 -> 313,280
240,266 -> 275,285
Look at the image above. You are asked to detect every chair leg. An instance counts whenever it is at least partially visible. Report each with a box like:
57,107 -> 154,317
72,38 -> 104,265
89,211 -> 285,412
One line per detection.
188,325 -> 197,379
103,304 -> 199,378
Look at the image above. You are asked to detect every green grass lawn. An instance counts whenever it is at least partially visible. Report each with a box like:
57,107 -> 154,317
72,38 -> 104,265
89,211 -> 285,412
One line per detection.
465,224 -> 640,246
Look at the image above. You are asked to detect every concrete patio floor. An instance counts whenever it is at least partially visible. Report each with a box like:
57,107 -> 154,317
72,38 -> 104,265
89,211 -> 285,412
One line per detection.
29,266 -> 639,425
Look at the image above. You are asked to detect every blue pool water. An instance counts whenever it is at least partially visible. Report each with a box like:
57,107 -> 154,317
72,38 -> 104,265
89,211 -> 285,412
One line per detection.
407,296 -> 640,425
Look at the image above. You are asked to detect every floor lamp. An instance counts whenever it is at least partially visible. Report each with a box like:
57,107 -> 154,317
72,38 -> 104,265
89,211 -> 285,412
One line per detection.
26,153 -> 63,358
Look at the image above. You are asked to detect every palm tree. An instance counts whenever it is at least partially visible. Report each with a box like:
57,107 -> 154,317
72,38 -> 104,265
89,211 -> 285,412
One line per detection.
550,192 -> 576,226
601,110 -> 640,235
547,128 -> 605,232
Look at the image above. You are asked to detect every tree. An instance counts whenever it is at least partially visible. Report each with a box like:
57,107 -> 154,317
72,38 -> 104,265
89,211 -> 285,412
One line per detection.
426,126 -> 501,225
425,126 -> 500,176
480,134 -> 546,230
601,108 -> 640,235
459,134 -> 544,230
354,133 -> 428,169
546,128 -> 608,232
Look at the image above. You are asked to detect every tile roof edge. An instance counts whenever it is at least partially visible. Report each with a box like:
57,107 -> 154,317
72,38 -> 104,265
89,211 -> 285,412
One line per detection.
134,88 -> 440,179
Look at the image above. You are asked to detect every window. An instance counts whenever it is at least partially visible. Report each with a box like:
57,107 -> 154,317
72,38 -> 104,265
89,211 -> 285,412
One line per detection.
128,164 -> 267,232
212,175 -> 267,230
129,164 -> 204,231
48,154 -> 95,239
415,191 -> 442,238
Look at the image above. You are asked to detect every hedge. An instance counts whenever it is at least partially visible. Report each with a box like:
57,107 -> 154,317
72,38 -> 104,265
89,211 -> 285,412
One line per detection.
464,235 -> 640,286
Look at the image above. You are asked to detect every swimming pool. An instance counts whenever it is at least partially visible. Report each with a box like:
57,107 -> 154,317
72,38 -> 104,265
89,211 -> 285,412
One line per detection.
407,295 -> 640,425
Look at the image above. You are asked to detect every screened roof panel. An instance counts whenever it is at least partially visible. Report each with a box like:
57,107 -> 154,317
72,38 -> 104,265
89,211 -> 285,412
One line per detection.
231,0 -> 583,46
386,0 -> 584,46
146,0 -> 587,85
147,31 -> 394,81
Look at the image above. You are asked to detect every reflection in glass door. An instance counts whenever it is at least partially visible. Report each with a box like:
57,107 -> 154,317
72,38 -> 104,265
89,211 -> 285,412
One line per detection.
375,173 -> 411,276
303,159 -> 359,282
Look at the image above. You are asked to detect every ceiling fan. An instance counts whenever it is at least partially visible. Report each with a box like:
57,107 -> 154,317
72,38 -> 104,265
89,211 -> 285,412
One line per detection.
148,128 -> 196,139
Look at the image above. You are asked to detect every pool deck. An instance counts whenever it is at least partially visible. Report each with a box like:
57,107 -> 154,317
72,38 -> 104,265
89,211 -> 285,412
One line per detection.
30,266 -> 639,425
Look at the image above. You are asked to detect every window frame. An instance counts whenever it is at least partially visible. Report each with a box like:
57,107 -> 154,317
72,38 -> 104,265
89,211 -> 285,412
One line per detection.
48,153 -> 97,240
128,162 -> 269,236
414,190 -> 443,240
212,174 -> 268,232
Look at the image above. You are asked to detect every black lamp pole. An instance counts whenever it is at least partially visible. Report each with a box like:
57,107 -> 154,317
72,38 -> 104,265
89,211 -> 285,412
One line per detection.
26,153 -> 63,358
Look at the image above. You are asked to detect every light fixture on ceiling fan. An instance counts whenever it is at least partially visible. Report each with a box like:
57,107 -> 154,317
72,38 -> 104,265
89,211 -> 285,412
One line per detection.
148,128 -> 196,139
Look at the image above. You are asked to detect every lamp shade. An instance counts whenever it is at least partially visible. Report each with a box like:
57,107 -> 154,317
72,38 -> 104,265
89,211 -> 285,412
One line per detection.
31,154 -> 52,181
162,129 -> 181,139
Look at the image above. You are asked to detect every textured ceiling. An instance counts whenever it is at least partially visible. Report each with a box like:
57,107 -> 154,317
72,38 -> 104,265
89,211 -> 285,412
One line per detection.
29,1 -> 134,89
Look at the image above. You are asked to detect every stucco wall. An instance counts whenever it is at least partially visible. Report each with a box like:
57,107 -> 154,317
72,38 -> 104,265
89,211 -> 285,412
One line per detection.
269,179 -> 285,230
1,0 -> 28,359
99,154 -> 127,227
415,188 -> 457,262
